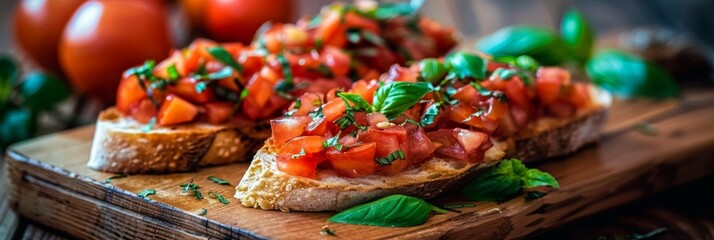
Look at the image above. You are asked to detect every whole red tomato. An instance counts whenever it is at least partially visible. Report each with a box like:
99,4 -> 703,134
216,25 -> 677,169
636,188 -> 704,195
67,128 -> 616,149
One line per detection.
59,0 -> 173,103
205,0 -> 294,44
13,0 -> 85,75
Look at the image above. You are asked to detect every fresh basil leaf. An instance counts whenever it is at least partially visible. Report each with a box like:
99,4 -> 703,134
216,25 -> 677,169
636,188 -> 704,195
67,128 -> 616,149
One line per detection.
372,82 -> 432,119
522,169 -> 560,189
104,174 -> 127,183
137,189 -> 156,198
586,50 -> 679,99
0,108 -> 36,150
328,194 -> 442,227
209,192 -> 229,204
515,55 -> 540,73
462,167 -> 522,202
207,46 -> 243,73
420,102 -> 440,126
167,64 -> 180,81
20,72 -> 70,111
493,68 -> 517,80
207,176 -> 231,185
362,0 -> 425,20
477,26 -> 569,66
419,58 -> 448,84
0,56 -> 19,102
338,93 -> 372,112
445,51 -> 487,80
561,8 -> 595,64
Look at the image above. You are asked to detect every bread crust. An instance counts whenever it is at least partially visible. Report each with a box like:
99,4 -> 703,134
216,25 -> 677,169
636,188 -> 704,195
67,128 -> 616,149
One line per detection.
87,108 -> 270,174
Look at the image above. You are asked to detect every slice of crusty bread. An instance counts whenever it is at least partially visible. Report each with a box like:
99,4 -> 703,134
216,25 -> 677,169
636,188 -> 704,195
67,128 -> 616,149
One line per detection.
235,140 -> 507,212
234,87 -> 612,212
88,107 -> 270,174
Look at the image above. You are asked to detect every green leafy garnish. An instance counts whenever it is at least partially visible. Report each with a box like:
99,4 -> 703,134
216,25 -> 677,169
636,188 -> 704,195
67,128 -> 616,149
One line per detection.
141,117 -> 156,132
419,58 -> 448,84
328,194 -> 446,227
0,108 -> 36,149
375,150 -> 405,166
515,55 -> 540,73
337,93 -> 372,111
194,82 -> 208,93
320,226 -> 337,236
209,192 -> 230,204
167,64 -> 180,81
104,174 -> 127,183
197,208 -> 207,216
323,134 -> 343,151
276,54 -> 293,84
207,46 -> 242,73
292,148 -> 307,159
20,72 -> 70,111
360,0 -> 425,20
445,51 -> 487,80
560,8 -> 595,63
137,189 -> 156,198
477,26 -> 569,66
207,176 -> 231,185
0,56 -> 19,102
180,179 -> 203,200
586,50 -> 679,99
420,102 -> 440,126
372,81 -> 432,119
462,159 -> 559,202
283,98 -> 302,117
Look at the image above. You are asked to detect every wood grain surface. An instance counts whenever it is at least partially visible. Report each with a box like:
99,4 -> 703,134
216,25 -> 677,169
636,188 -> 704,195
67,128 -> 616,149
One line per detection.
5,90 -> 714,240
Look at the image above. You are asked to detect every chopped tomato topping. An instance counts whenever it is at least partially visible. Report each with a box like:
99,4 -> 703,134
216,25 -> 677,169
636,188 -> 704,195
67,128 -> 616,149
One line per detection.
277,136 -> 326,178
117,75 -> 147,113
157,95 -> 199,125
326,142 -> 377,177
167,77 -> 216,103
271,116 -> 312,146
204,102 -> 234,125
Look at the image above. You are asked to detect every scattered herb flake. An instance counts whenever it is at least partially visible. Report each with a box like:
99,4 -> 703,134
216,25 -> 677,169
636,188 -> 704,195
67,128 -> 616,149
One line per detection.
375,150 -> 405,166
209,192 -> 229,204
195,81 -> 208,93
141,117 -> 156,132
292,148 -> 307,159
192,188 -> 203,200
167,64 -> 180,81
320,226 -> 337,237
207,176 -> 231,185
137,189 -> 156,198
197,208 -> 207,216
636,122 -> 659,136
104,174 -> 127,183
207,46 -> 243,73
442,202 -> 475,209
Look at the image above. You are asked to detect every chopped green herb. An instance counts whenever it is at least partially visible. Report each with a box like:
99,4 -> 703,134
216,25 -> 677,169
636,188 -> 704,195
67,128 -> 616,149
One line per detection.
420,102 -> 440,126
195,82 -> 208,93
167,64 -> 180,81
292,148 -> 307,159
276,54 -> 293,84
207,46 -> 243,73
636,122 -> 659,136
193,188 -> 203,200
338,92 -> 372,112
323,134 -> 343,151
104,174 -> 127,183
207,176 -> 231,185
525,191 -> 548,200
320,226 -> 337,236
141,118 -> 156,132
375,150 -> 405,166
137,189 -> 156,198
442,202 -> 475,209
625,227 -> 668,240
461,109 -> 485,123
209,192 -> 230,204
197,208 -> 207,216
284,98 -> 302,117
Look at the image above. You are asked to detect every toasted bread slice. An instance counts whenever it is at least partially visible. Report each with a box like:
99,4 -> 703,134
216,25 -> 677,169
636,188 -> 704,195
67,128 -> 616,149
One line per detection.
234,87 -> 611,212
88,108 -> 270,174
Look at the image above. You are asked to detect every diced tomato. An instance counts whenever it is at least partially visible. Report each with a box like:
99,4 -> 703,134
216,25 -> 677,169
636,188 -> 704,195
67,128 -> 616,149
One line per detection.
116,75 -> 147,113
510,104 -> 530,128
204,102 -> 234,125
536,67 -> 570,105
238,53 -> 265,78
547,101 -> 576,118
288,93 -> 324,116
295,77 -> 352,97
154,50 -> 188,78
322,46 -> 351,77
486,61 -> 510,73
325,88 -> 339,102
129,98 -> 156,124
276,136 -> 326,178
427,129 -> 485,162
367,112 -> 389,128
167,77 -> 216,103
157,95 -> 198,125
314,10 -> 344,48
349,79 -> 379,104
326,142 -> 377,177
383,65 -> 419,83
405,125 -> 435,163
322,99 -> 347,122
452,84 -> 478,105
245,71 -> 275,109
344,12 -> 380,34
567,83 -> 591,108
305,117 -> 329,136
183,38 -> 219,71
217,76 -> 245,93
271,116 -> 312,146
357,127 -> 410,174
452,128 -> 489,154
338,135 -> 358,146
503,76 -> 531,112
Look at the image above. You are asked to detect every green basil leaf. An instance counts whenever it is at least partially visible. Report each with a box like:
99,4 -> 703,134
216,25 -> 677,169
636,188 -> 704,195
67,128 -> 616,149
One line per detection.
515,55 -> 540,73
445,51 -> 487,80
586,50 -> 679,99
209,192 -> 230,204
0,56 -> 19,102
419,58 -> 447,84
137,189 -> 156,198
338,92 -> 372,112
362,0 -> 425,20
372,81 -> 432,119
276,54 -> 293,84
104,174 -> 127,183
20,72 -> 70,111
167,64 -> 180,81
476,26 -> 569,66
420,102 -> 440,126
560,8 -> 595,64
328,194 -> 441,227
0,108 -> 36,150
207,176 -> 231,185
462,167 -> 522,202
522,169 -> 560,189
207,46 -> 243,73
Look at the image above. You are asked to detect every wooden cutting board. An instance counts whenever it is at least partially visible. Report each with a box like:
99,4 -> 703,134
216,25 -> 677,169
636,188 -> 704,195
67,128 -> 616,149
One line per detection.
6,91 -> 714,240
